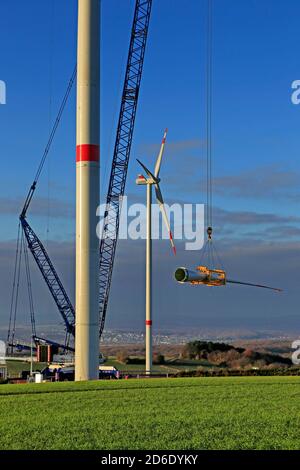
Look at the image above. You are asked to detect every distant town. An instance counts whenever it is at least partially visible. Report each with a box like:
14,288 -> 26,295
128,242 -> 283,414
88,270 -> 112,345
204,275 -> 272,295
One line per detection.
0,324 -> 294,347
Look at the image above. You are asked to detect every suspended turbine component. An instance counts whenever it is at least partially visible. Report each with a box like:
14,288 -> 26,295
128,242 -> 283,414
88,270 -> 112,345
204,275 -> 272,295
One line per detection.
136,129 -> 176,375
175,266 -> 225,286
173,1 -> 283,298
174,266 -> 282,292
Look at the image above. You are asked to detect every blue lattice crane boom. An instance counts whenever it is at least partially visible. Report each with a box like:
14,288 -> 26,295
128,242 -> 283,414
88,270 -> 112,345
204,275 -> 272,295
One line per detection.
7,67 -> 77,353
20,217 -> 75,346
99,0 -> 152,337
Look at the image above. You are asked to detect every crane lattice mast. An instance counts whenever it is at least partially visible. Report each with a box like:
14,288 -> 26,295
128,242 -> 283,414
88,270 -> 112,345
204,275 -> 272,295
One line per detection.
98,0 -> 152,337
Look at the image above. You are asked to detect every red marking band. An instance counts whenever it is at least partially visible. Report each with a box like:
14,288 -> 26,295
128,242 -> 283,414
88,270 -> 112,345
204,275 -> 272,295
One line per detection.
169,231 -> 176,255
146,320 -> 152,326
76,144 -> 100,162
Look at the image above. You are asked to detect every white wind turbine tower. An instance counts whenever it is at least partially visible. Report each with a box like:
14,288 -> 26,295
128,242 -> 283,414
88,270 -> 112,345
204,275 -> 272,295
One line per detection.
136,129 -> 176,375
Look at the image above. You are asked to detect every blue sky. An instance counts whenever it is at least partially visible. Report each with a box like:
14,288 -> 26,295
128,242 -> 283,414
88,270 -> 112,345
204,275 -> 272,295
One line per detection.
0,0 -> 300,336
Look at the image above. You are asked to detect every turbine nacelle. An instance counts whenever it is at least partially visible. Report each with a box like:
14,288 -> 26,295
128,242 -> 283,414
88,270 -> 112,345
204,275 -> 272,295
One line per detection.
136,174 -> 148,185
136,173 -> 160,185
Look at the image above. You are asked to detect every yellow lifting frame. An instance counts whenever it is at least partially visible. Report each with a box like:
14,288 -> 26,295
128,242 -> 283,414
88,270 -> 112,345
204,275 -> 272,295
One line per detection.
191,265 -> 226,287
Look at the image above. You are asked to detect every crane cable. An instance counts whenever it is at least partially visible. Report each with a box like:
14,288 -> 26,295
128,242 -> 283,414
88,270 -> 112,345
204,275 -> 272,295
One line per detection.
47,0 -> 55,245
8,63 -> 77,351
201,0 -> 224,271
21,65 -> 77,218
7,222 -> 21,351
9,228 -> 24,353
7,229 -> 37,352
23,232 -> 36,339
206,0 -> 213,235
201,0 -> 214,268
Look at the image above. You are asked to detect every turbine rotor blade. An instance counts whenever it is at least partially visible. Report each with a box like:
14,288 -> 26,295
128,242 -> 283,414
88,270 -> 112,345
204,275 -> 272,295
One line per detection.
227,279 -> 282,292
155,183 -> 176,255
154,128 -> 168,178
136,159 -> 158,183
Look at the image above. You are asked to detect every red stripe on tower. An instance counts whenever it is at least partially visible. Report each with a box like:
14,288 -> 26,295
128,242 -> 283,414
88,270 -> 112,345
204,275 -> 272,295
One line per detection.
76,144 -> 100,162
146,320 -> 152,326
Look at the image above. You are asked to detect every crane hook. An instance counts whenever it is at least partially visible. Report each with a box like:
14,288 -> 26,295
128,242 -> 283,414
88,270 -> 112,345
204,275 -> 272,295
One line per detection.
207,226 -> 213,240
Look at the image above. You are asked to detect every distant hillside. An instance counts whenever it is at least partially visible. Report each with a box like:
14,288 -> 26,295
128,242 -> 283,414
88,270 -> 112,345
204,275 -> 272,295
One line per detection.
182,341 -> 292,369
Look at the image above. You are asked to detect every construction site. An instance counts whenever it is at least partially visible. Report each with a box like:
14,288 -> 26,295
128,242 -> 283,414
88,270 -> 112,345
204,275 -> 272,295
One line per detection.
3,0 -> 289,385
1,0 -> 300,455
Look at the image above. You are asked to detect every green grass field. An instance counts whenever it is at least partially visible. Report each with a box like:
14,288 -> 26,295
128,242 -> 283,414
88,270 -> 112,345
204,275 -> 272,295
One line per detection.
6,358 -> 193,377
6,360 -> 47,376
0,376 -> 300,450
105,359 -> 178,373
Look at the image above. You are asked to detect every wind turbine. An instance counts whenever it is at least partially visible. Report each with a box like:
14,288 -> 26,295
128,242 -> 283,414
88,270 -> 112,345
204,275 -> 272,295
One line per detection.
136,129 -> 176,375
